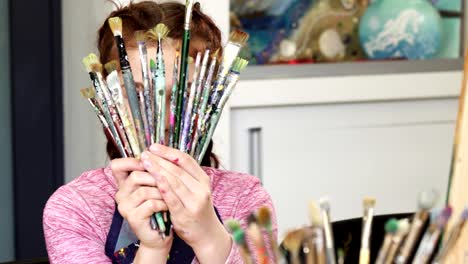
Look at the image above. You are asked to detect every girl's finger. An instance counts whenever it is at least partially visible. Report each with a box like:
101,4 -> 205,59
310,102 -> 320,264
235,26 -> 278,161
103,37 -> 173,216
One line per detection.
128,186 -> 163,208
110,158 -> 145,185
142,151 -> 200,190
154,172 -> 185,215
133,199 -> 169,220
118,171 -> 158,200
149,144 -> 206,182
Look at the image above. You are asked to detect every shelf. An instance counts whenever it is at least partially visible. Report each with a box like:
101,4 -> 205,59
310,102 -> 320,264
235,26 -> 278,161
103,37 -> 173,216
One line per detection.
241,58 -> 464,80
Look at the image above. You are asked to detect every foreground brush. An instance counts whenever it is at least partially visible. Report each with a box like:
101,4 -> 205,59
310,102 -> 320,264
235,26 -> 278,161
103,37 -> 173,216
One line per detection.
375,218 -> 399,264
247,214 -> 270,264
395,190 -> 438,264
169,48 -> 180,148
135,30 -> 152,146
190,49 -> 218,157
180,53 -> 202,152
283,229 -> 305,264
226,220 -> 254,264
108,17 -> 146,150
174,0 -> 196,146
196,57 -> 249,162
308,201 -> 326,264
384,218 -> 410,264
359,198 -> 376,264
148,23 -> 170,145
433,207 -> 468,264
413,207 -> 453,264
202,30 -> 249,131
105,61 -> 142,157
83,54 -> 127,157
80,87 -> 115,147
319,197 -> 337,264
258,206 -> 281,263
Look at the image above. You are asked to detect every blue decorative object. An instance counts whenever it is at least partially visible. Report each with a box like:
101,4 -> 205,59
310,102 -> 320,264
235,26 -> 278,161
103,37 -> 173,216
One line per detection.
359,0 -> 443,60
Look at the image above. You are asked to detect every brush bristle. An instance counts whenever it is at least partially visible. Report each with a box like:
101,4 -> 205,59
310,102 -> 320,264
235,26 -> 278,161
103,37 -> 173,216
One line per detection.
104,61 -> 119,74
229,30 -> 249,46
308,201 -> 323,227
155,23 -> 170,39
257,207 -> 272,229
80,88 -> 95,99
135,30 -> 147,43
384,218 -> 399,234
282,229 -> 305,253
397,219 -> 410,236
91,63 -> 103,74
247,213 -> 257,225
82,53 -> 100,73
108,17 -> 122,36
212,48 -> 220,58
232,229 -> 246,245
418,189 -> 439,210
226,220 -> 242,233
364,198 -> 376,209
462,207 -> 468,220
319,197 -> 331,212
231,57 -> 249,73
188,56 -> 195,64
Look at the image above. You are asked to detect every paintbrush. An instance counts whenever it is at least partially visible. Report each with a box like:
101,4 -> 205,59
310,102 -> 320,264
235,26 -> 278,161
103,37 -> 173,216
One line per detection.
283,228 -> 305,264
148,23 -> 170,145
104,61 -> 142,158
308,201 -> 326,264
135,30 -> 153,146
169,48 -> 180,148
174,0 -> 196,147
91,61 -> 132,157
83,55 -> 127,157
319,197 -> 337,264
180,53 -> 201,152
433,207 -> 468,263
80,88 -> 112,138
359,197 -> 376,264
413,207 -> 453,264
136,84 -> 150,147
258,206 -> 282,264
203,30 -> 249,127
186,49 -> 210,153
190,49 -> 218,157
383,218 -> 410,264
108,17 -> 146,151
247,214 -> 270,264
375,218 -> 399,264
226,220 -> 254,264
303,227 -> 318,264
395,190 -> 439,264
196,57 -> 249,163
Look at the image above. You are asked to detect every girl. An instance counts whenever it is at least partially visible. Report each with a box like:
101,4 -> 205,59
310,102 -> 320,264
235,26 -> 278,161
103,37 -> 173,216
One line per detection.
43,1 -> 277,263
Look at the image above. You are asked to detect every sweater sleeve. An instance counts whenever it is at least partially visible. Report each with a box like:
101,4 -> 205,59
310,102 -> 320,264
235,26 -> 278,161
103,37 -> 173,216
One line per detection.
225,178 -> 278,264
43,186 -> 112,264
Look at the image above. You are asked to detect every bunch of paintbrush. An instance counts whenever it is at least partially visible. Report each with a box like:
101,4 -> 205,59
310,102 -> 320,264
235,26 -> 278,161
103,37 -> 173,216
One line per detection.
226,206 -> 281,264
80,1 -> 250,238
228,191 -> 468,264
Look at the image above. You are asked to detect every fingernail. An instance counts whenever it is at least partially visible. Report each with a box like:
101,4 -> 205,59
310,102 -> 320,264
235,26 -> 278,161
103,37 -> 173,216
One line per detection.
142,160 -> 152,169
150,144 -> 161,153
141,151 -> 149,160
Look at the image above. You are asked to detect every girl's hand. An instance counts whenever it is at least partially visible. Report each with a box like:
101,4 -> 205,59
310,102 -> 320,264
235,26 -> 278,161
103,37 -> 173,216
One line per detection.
110,158 -> 173,261
141,145 -> 232,264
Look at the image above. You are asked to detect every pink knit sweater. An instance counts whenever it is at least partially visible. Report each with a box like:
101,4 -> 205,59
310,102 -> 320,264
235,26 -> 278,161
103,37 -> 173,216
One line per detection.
43,166 -> 277,263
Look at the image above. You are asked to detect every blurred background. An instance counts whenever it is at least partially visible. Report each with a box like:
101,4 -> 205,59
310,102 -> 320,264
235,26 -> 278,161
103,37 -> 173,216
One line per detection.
0,0 -> 466,262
